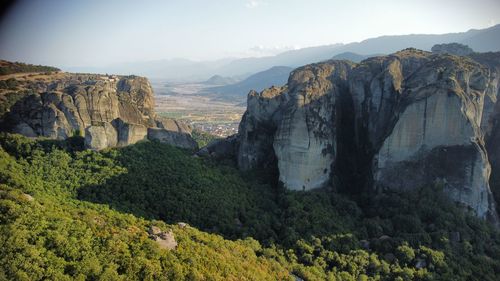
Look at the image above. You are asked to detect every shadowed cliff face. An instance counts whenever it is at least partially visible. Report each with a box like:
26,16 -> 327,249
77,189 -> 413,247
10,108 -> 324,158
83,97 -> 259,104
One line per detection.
236,48 -> 500,222
0,73 -> 197,150
472,53 -> 500,220
237,62 -> 354,190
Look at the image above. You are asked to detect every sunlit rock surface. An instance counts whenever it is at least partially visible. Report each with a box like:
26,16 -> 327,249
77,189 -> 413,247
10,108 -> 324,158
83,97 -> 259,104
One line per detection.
236,47 -> 500,221
2,73 -> 196,150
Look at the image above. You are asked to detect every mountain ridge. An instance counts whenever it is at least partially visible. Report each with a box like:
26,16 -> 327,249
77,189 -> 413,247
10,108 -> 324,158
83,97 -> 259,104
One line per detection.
64,25 -> 500,81
207,66 -> 293,102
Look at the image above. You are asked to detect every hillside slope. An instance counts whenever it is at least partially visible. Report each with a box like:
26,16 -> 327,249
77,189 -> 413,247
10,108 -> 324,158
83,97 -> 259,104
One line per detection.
0,134 -> 292,280
208,66 -> 293,102
0,60 -> 60,75
2,134 -> 500,280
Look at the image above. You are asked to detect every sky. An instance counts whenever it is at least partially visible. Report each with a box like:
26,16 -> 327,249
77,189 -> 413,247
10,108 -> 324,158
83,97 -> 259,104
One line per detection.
0,0 -> 499,67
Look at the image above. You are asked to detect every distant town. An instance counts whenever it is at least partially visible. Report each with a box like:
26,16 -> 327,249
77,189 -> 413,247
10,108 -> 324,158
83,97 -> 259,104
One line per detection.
152,80 -> 246,138
191,122 -> 239,137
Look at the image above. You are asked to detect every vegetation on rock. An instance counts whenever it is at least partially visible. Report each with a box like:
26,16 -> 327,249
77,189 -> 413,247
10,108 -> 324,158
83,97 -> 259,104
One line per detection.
0,60 -> 60,75
191,129 -> 220,148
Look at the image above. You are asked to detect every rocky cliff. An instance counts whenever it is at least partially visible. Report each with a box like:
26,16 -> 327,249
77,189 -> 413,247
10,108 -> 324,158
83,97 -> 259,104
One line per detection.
0,72 -> 197,150
233,45 -> 500,222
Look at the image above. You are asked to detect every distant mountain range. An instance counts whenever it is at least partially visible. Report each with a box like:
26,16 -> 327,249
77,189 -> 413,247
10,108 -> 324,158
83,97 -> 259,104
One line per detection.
203,75 -> 238,86
66,58 -> 234,82
206,66 -> 293,101
330,52 -> 379,63
66,24 -> 500,81
204,54 -> 376,102
216,24 -> 500,77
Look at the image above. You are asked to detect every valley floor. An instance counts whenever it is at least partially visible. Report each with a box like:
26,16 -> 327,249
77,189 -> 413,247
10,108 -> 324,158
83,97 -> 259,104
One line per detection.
151,80 -> 245,137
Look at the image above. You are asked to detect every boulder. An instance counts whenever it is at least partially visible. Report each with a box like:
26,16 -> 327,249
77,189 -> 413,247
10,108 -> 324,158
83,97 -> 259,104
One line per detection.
360,239 -> 370,250
84,122 -> 118,150
113,119 -> 147,146
147,227 -> 177,250
155,117 -> 192,134
147,128 -> 198,150
415,258 -> 427,269
384,253 -> 396,263
379,235 -> 391,241
21,193 -> 34,202
148,226 -> 162,236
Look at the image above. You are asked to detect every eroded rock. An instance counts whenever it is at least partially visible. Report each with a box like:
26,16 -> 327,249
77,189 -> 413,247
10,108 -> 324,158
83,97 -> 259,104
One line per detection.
235,47 -> 500,222
2,73 -> 196,150
148,226 -> 177,250
148,127 -> 198,150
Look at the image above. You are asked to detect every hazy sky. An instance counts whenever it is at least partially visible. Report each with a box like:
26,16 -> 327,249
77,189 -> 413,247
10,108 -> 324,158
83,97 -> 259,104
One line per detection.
0,0 -> 499,67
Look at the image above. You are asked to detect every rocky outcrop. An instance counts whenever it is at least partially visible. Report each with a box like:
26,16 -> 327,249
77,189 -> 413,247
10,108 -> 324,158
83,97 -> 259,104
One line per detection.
148,128 -> 197,150
155,117 -> 192,134
235,47 -> 500,222
148,226 -> 177,250
273,63 -> 352,190
470,52 -> 500,212
198,134 -> 239,159
237,86 -> 290,170
371,51 -> 494,220
84,123 -> 118,151
1,72 -> 196,150
431,43 -> 474,56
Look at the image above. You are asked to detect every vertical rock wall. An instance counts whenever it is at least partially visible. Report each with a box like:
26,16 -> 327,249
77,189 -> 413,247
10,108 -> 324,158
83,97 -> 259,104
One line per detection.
236,48 -> 500,221
3,74 -> 197,150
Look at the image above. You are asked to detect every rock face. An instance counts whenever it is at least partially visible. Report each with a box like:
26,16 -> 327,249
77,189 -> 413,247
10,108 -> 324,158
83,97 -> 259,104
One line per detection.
148,128 -> 197,150
471,52 -> 500,216
84,123 -> 118,151
198,134 -> 239,159
235,47 -> 500,222
372,51 -> 494,220
1,73 -> 197,150
274,63 -> 352,190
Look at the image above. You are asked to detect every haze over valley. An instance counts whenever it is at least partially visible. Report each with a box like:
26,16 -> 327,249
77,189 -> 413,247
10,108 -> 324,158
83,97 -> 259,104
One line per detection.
145,24 -> 500,137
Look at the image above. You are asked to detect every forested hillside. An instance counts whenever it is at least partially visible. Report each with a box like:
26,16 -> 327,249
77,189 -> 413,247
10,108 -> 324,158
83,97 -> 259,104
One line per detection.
1,133 -> 500,280
0,60 -> 60,75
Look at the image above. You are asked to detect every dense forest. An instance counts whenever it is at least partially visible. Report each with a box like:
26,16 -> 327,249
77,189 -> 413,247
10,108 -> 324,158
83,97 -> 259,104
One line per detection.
1,133 -> 500,280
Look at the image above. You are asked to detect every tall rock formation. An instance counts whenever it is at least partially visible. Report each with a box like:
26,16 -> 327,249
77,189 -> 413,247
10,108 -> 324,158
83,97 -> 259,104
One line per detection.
0,72 -> 197,150
371,51 -> 494,220
235,46 -> 500,222
470,52 -> 500,211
